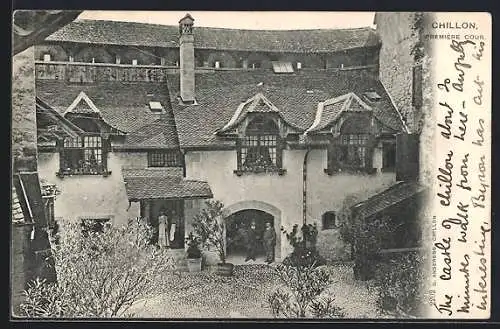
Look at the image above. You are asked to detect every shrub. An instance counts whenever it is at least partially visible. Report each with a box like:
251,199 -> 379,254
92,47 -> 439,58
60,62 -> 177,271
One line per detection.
185,232 -> 202,259
267,263 -> 344,318
281,223 -> 326,268
373,251 -> 426,318
192,200 -> 227,264
20,217 -> 175,318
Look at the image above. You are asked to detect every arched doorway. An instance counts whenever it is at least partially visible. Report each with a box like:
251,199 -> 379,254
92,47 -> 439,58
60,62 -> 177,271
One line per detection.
224,200 -> 281,263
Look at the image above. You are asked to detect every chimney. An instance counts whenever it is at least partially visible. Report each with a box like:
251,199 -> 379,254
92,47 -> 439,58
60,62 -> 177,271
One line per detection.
179,13 -> 196,104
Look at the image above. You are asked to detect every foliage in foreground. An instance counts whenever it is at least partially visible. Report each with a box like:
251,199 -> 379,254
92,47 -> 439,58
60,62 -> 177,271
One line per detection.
20,218 -> 175,318
373,251 -> 427,318
192,200 -> 227,263
267,263 -> 344,318
281,223 -> 326,268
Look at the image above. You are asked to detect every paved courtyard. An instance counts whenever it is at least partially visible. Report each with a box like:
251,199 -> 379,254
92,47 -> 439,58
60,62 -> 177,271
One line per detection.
127,263 -> 379,318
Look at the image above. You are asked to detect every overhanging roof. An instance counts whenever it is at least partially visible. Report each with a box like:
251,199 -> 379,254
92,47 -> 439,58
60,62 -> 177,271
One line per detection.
122,169 -> 212,201
352,181 -> 428,219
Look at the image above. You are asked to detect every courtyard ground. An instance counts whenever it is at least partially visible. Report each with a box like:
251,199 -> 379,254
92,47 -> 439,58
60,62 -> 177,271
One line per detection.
127,262 -> 380,318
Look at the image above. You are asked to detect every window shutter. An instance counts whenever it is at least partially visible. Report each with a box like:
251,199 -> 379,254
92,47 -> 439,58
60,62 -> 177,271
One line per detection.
276,136 -> 283,169
364,135 -> 376,173
236,138 -> 242,170
102,138 -> 109,172
396,133 -> 420,181
327,137 -> 340,174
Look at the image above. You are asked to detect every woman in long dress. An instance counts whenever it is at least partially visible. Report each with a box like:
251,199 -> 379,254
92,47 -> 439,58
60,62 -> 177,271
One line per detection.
158,211 -> 168,248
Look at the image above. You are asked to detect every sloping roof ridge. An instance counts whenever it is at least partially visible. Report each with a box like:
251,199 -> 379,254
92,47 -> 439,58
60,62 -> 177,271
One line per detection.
247,92 -> 280,113
63,91 -> 100,115
346,92 -> 372,112
305,102 -> 325,134
75,19 -> 374,33
379,79 -> 410,133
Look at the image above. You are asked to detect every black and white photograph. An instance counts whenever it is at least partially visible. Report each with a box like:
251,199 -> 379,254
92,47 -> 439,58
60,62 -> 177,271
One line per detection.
10,10 -> 491,320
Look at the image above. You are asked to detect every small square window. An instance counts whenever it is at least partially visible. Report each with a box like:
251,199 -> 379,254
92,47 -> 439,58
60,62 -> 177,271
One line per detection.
215,61 -> 220,69
132,59 -> 138,66
149,101 -> 164,112
297,62 -> 302,70
322,211 -> 337,229
43,54 -> 51,62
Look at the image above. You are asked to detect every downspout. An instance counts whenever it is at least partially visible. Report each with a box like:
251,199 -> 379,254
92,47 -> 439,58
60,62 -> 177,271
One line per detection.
302,147 -> 312,225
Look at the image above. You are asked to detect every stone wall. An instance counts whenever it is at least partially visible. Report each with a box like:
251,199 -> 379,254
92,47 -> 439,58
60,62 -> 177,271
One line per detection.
376,12 -> 421,133
12,47 -> 37,170
11,223 -> 34,316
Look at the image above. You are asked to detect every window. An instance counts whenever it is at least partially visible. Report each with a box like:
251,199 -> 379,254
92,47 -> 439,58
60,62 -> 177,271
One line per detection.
115,56 -> 121,64
327,133 -> 373,174
80,217 -> 111,234
43,53 -> 51,62
322,211 -> 337,229
236,115 -> 284,175
250,62 -> 261,69
60,136 -> 108,175
296,62 -> 302,70
132,59 -> 138,66
412,63 -> 423,108
214,61 -> 220,68
148,150 -> 182,167
382,142 -> 396,171
272,61 -> 294,73
338,134 -> 369,168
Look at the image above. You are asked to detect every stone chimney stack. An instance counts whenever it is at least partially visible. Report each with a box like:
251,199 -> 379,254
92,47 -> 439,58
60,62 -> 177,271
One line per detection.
179,13 -> 195,104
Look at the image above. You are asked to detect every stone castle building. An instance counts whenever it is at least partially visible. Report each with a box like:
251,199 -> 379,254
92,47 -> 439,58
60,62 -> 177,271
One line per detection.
34,14 -> 418,263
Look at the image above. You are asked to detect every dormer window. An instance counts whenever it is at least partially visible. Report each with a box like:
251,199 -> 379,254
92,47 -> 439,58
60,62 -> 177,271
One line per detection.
43,53 -> 51,62
215,61 -> 221,69
326,114 -> 376,175
297,62 -> 302,70
115,56 -> 121,64
272,61 -> 294,74
132,59 -> 138,66
250,62 -> 261,69
236,115 -> 284,175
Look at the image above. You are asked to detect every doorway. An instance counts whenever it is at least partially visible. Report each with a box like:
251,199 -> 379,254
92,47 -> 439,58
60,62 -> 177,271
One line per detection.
225,209 -> 274,261
141,199 -> 185,249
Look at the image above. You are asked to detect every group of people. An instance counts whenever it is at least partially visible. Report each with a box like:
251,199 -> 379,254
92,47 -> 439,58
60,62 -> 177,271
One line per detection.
157,210 -> 277,264
245,220 -> 277,264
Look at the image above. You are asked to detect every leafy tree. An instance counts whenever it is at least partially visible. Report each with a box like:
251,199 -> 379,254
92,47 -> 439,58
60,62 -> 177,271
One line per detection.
192,200 -> 227,264
267,263 -> 344,318
20,217 -> 175,318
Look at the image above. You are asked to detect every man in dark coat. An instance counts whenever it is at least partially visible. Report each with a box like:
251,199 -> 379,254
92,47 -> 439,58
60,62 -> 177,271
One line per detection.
245,221 -> 258,261
263,221 -> 277,264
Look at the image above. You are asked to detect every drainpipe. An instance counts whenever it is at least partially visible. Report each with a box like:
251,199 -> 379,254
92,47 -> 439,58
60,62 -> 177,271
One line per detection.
302,147 -> 312,225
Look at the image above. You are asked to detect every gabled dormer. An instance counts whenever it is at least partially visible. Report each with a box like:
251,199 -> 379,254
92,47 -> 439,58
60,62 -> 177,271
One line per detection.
305,92 -> 398,175
217,93 -> 301,176
56,91 -> 125,177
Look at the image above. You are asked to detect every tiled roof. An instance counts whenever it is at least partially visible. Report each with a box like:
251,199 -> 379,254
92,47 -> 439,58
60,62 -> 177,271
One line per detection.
36,80 -> 179,148
46,19 -> 380,53
167,69 -> 405,148
308,92 -> 373,133
122,168 -> 212,201
353,181 -> 428,219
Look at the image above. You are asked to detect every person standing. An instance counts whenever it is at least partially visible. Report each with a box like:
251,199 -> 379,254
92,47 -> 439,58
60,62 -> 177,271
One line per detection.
169,209 -> 178,246
263,221 -> 277,264
245,221 -> 258,262
158,210 -> 168,248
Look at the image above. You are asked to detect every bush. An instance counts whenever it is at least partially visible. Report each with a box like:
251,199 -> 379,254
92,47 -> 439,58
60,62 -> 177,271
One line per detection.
20,218 -> 175,318
192,200 -> 227,264
373,251 -> 426,318
267,263 -> 344,318
185,232 -> 202,259
281,223 -> 326,268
